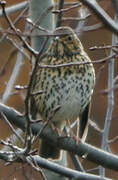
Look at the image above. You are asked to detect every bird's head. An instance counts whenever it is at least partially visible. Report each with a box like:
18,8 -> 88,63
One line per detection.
49,27 -> 83,57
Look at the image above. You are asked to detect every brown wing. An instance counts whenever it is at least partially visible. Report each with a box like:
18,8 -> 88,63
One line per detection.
79,102 -> 91,142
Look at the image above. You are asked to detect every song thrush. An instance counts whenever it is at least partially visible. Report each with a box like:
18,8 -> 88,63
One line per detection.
31,26 -> 95,159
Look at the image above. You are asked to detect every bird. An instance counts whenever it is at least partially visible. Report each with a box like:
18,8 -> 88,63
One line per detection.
30,26 -> 95,160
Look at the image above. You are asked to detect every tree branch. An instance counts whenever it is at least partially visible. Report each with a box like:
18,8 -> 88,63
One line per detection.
0,103 -> 118,172
0,1 -> 28,17
79,0 -> 118,34
0,150 -> 111,180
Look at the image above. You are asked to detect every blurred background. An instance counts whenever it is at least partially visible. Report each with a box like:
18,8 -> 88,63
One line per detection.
0,0 -> 118,179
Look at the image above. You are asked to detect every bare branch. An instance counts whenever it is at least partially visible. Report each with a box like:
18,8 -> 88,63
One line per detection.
0,150 -> 111,180
53,3 -> 82,14
0,1 -> 38,57
1,112 -> 24,144
0,103 -> 118,173
79,0 -> 118,34
0,1 -> 28,17
38,53 -> 118,69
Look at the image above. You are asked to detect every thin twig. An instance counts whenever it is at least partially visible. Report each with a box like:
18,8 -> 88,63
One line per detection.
100,84 -> 118,95
79,0 -> 118,34
29,4 -> 54,34
108,135 -> 118,144
0,140 -> 23,153
32,104 -> 61,144
0,3 -> 28,43
62,16 -> 90,21
26,18 -> 50,33
56,0 -> 64,28
53,3 -> 82,14
26,155 -> 46,180
38,53 -> 118,69
90,45 -> 118,51
0,1 -> 28,17
1,112 -> 24,144
0,1 -> 38,57
83,23 -> 103,32
7,37 -> 30,60
87,166 -> 99,173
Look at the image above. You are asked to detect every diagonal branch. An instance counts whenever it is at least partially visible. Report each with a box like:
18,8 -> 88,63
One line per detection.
0,1 -> 28,17
79,0 -> 118,34
0,1 -> 38,57
0,150 -> 111,180
0,103 -> 118,172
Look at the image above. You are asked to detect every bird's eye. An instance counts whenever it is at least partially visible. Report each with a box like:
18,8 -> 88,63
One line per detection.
68,36 -> 72,41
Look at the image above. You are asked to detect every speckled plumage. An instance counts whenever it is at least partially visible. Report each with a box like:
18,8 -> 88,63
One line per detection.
31,27 -> 95,159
